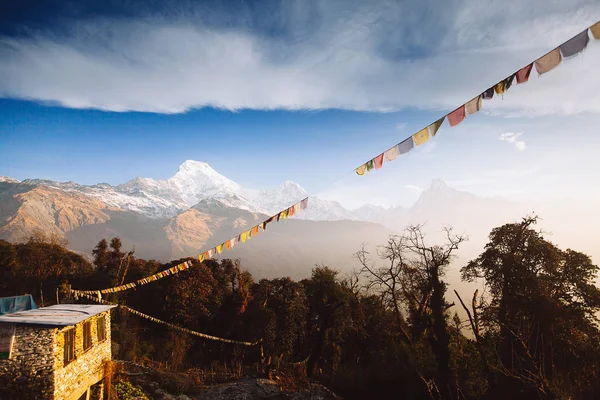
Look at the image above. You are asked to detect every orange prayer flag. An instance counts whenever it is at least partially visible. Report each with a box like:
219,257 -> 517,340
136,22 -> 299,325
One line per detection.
516,64 -> 533,84
287,206 -> 296,217
373,154 -> 384,169
447,106 -> 465,127
252,225 -> 259,236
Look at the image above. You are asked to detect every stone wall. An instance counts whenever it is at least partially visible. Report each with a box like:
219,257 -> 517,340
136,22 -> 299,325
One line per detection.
0,324 -> 57,400
53,310 -> 113,400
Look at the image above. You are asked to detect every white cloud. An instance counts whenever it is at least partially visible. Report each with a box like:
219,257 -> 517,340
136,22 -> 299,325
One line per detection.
499,132 -> 526,151
396,122 -> 407,130
0,0 -> 598,114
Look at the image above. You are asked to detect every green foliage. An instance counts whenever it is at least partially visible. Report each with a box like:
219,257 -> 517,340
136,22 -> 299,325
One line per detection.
114,380 -> 148,400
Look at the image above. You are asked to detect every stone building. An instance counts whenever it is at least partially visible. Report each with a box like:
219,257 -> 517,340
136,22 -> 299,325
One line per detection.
0,303 -> 116,400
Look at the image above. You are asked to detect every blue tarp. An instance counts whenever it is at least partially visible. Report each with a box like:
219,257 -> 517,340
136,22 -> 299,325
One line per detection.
0,295 -> 38,316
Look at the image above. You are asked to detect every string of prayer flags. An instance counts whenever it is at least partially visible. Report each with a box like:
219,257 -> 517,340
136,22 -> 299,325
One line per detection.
72,260 -> 194,295
71,197 -> 309,296
516,64 -> 533,84
592,22 -> 600,40
560,30 -> 589,58
465,96 -> 482,115
535,48 -> 561,75
447,105 -> 466,127
76,292 -> 259,346
412,128 -> 429,146
353,21 -> 599,177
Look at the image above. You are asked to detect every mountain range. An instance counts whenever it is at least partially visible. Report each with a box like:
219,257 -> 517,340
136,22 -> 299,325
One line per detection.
1,160 -> 598,280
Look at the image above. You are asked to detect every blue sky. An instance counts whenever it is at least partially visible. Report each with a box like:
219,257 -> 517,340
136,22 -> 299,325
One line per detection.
1,0 -> 599,208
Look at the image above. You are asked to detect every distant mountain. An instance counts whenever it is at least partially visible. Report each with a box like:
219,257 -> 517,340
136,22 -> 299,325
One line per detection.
1,161 -> 599,279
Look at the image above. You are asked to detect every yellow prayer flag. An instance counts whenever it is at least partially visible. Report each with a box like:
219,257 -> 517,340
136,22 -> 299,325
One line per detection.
216,244 -> 223,254
591,21 -> 600,40
241,231 -> 247,243
355,164 -> 367,175
412,128 -> 429,146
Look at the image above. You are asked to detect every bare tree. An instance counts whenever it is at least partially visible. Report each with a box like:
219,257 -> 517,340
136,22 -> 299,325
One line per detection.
356,225 -> 467,400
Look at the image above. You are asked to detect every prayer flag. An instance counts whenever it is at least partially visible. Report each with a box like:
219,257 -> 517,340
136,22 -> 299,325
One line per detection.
495,74 -> 514,95
373,154 -> 384,169
384,145 -> 399,161
241,232 -> 247,243
516,64 -> 533,84
397,137 -> 414,154
592,21 -> 600,40
465,96 -> 482,115
230,237 -> 237,248
355,164 -> 367,175
293,203 -> 302,214
428,117 -> 445,137
225,240 -> 231,250
252,225 -> 259,236
287,205 -> 296,217
482,87 -> 494,100
412,128 -> 429,146
535,48 -> 561,75
301,198 -> 309,209
447,106 -> 466,127
366,160 -> 374,172
560,30 -> 589,58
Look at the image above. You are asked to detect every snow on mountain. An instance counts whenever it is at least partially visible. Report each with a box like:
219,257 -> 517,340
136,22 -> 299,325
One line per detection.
0,176 -> 20,183
9,165 -> 519,226
10,161 -> 362,220
168,160 -> 244,205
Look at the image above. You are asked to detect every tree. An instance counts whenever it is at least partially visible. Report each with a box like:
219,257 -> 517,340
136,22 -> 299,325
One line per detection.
92,239 -> 109,270
462,215 -> 600,399
356,226 -> 466,400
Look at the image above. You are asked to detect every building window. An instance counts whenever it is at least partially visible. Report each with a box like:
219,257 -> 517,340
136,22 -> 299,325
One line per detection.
64,328 -> 75,365
97,316 -> 106,342
83,321 -> 92,351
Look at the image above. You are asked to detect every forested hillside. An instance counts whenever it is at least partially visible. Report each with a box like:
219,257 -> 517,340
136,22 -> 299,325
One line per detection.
1,216 -> 599,400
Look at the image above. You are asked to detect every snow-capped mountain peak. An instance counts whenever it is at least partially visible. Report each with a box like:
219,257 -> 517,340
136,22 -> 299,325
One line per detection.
169,160 -> 242,206
0,160 -> 385,222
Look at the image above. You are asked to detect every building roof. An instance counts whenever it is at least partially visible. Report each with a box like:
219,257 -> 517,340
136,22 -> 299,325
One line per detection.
0,304 -> 116,327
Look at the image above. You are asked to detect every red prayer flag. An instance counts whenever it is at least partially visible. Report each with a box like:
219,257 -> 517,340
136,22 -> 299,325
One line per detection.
447,106 -> 466,127
516,64 -> 533,84
373,154 -> 384,169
